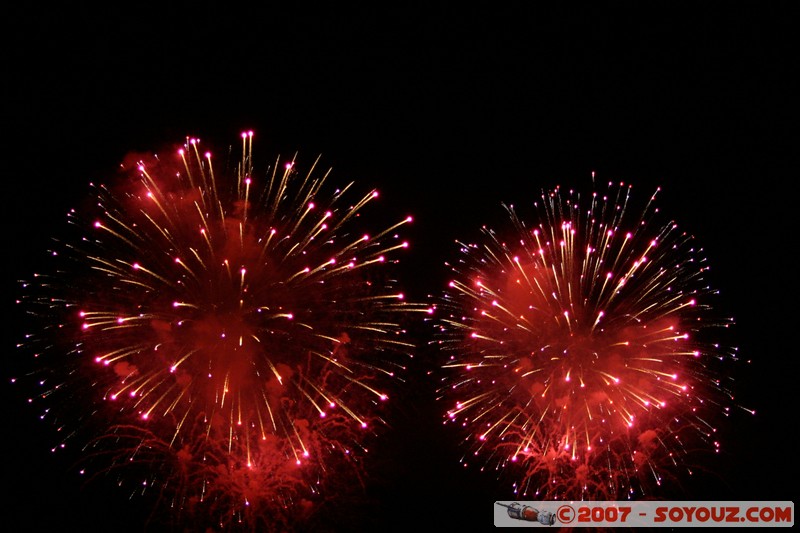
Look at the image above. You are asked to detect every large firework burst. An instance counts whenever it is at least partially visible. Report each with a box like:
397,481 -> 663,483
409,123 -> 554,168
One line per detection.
433,179 -> 745,500
16,131 -> 425,530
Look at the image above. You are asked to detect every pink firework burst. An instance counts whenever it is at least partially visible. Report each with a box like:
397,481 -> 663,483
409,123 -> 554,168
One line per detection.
16,131 -> 426,530
433,180 -> 747,500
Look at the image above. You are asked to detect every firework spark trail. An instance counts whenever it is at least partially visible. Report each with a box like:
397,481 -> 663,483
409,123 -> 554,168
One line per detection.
16,131 -> 427,530
433,180 -> 748,500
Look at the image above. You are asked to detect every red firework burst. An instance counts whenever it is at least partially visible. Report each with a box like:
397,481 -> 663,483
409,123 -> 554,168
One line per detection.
16,131 -> 426,530
433,180 -> 749,500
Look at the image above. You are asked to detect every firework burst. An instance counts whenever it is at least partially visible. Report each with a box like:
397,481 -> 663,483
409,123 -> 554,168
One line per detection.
16,131 -> 425,530
433,179 -> 747,500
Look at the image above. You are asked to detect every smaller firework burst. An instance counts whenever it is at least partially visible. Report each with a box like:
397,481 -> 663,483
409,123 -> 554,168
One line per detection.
432,179 -> 747,500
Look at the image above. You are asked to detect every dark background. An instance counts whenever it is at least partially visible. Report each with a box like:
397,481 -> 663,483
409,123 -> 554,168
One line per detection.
3,3 -> 794,531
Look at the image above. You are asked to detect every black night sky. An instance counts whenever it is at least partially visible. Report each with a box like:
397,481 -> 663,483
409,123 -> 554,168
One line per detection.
3,3 -> 795,531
